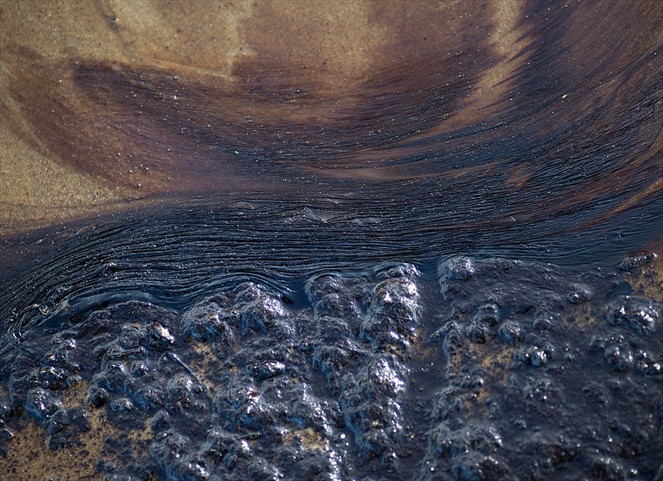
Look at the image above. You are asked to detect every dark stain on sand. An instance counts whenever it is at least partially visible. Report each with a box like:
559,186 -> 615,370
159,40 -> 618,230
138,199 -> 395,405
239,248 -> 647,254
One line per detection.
1,2 -> 663,479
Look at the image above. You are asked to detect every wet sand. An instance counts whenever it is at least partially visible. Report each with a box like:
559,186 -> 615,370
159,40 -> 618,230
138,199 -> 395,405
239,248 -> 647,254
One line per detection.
5,0 -> 660,240
1,1 -> 663,480
2,0 -> 491,233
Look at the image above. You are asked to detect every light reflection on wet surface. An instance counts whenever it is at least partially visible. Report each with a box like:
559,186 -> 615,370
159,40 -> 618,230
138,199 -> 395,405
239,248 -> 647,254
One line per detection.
1,1 -> 663,479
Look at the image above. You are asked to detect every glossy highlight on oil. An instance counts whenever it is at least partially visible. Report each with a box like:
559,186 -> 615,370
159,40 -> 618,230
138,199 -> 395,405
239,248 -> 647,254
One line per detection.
0,1 -> 663,480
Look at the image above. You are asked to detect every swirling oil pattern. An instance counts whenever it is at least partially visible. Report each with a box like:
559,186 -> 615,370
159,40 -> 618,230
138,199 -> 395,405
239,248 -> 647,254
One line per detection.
1,0 -> 663,480
1,0 -> 663,230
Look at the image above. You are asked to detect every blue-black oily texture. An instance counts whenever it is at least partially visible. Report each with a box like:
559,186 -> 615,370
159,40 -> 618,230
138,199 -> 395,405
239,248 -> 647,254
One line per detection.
0,255 -> 662,480
1,0 -> 663,479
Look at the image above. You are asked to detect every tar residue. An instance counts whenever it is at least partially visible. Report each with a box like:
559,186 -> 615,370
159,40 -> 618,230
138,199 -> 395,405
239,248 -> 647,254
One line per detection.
0,254 -> 661,480
1,1 -> 663,480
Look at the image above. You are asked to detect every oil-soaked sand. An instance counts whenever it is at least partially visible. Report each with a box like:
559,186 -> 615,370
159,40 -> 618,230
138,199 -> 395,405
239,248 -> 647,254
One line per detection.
1,1 -> 663,480
1,254 -> 663,480
1,0 -> 662,235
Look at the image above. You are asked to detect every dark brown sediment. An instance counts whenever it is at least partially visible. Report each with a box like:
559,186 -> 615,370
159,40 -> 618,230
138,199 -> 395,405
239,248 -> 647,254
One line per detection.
1,0 -> 662,240
2,0 -> 500,195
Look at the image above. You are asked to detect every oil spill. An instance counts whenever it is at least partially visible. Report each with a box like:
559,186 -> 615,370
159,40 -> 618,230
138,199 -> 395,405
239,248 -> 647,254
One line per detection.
1,1 -> 663,480
1,1 -> 663,234
0,255 -> 662,480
